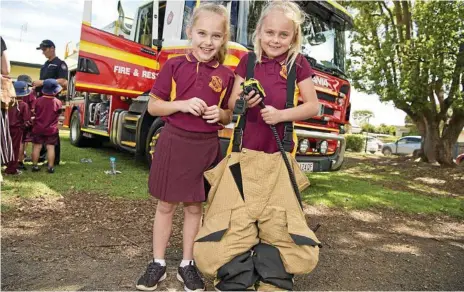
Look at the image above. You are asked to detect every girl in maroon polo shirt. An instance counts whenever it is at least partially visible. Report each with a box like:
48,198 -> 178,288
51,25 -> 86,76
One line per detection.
136,3 -> 234,291
229,1 -> 319,153
31,79 -> 62,174
5,81 -> 31,175
225,1 -> 320,289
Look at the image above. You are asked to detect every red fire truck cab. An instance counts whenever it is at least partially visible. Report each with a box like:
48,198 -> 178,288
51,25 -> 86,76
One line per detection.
63,0 -> 354,172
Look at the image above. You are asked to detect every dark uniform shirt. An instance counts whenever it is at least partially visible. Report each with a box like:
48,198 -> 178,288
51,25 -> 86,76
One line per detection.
149,53 -> 234,133
36,57 -> 68,96
1,37 -> 6,57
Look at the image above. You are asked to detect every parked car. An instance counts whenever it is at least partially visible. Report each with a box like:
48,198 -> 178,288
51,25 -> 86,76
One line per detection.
366,136 -> 384,154
382,136 -> 422,156
456,153 -> 464,165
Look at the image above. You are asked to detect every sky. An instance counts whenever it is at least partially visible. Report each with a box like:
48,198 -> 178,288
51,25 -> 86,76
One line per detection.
0,0 -> 406,126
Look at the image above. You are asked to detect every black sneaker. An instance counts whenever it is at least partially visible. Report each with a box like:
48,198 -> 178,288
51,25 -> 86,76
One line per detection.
136,261 -> 167,291
47,167 -> 55,174
18,162 -> 27,170
32,165 -> 40,172
177,262 -> 205,292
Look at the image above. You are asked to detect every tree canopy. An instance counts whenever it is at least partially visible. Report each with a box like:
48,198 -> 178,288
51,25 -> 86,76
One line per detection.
347,0 -> 464,164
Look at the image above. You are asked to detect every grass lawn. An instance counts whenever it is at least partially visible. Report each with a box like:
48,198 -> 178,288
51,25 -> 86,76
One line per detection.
305,171 -> 463,218
2,130 -> 462,218
1,130 -> 149,211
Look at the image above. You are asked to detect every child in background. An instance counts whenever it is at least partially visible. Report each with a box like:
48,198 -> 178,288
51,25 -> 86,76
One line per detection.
16,75 -> 36,169
4,81 -> 31,175
31,79 -> 62,174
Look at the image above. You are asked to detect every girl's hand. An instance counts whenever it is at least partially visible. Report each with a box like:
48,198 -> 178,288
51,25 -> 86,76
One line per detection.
202,105 -> 221,124
261,106 -> 283,125
242,89 -> 262,108
180,97 -> 207,116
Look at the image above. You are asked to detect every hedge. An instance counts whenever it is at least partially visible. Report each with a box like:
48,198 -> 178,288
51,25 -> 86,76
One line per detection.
346,134 -> 365,152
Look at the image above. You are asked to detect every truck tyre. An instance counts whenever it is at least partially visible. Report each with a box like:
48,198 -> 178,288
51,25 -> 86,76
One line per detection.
70,110 -> 85,147
382,147 -> 392,156
145,118 -> 165,167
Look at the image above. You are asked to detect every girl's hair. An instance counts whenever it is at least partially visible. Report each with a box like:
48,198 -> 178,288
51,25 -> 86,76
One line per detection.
187,3 -> 230,64
252,1 -> 306,70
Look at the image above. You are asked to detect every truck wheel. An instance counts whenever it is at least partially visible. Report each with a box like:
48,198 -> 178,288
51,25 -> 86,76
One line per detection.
145,119 -> 165,167
369,151 -> 376,154
412,149 -> 421,158
70,110 -> 85,147
382,147 -> 392,156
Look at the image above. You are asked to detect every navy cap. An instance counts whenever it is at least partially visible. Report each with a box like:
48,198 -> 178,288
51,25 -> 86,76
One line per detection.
36,39 -> 55,50
17,74 -> 32,86
14,81 -> 31,97
41,79 -> 62,96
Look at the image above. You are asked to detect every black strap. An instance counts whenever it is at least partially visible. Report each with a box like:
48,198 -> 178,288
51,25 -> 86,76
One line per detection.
232,52 -> 256,153
282,62 -> 297,152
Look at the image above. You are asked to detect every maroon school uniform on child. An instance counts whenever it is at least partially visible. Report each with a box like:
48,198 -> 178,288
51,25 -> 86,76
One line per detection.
22,91 -> 36,143
5,100 -> 31,174
32,95 -> 62,145
235,52 -> 315,154
148,53 -> 234,203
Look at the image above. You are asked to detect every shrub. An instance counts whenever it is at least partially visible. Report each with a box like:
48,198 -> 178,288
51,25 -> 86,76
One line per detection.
346,134 -> 365,152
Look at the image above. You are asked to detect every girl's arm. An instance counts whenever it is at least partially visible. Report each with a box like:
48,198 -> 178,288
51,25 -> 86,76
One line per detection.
148,97 -> 207,117
279,78 -> 319,121
261,78 -> 319,125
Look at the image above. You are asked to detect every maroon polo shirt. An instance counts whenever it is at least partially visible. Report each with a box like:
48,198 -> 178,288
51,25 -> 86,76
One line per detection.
32,95 -> 62,136
149,53 -> 234,133
22,91 -> 36,112
8,100 -> 30,129
235,52 -> 315,153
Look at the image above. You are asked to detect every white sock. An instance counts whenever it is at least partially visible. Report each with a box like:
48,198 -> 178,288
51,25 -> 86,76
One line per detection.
180,259 -> 194,268
153,258 -> 166,266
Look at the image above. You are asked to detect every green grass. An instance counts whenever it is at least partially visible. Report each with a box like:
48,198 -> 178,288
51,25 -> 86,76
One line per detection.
1,130 -> 149,210
2,130 -> 463,218
304,171 -> 464,218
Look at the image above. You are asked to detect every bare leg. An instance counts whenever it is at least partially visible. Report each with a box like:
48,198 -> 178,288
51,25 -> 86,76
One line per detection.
46,144 -> 55,168
32,144 -> 41,165
18,143 -> 25,162
182,202 -> 203,260
153,200 -> 178,259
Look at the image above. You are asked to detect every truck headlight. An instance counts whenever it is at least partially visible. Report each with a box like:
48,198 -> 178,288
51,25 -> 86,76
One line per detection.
320,140 -> 328,154
299,139 -> 309,154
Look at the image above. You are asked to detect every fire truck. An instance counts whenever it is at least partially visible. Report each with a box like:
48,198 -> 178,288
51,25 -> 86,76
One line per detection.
63,0 -> 353,172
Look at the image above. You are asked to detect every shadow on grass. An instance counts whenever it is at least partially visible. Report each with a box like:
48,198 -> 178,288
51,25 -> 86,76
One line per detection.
305,172 -> 464,218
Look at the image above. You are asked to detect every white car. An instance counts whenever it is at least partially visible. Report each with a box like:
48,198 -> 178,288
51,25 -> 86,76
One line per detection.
382,136 -> 422,156
366,136 -> 384,154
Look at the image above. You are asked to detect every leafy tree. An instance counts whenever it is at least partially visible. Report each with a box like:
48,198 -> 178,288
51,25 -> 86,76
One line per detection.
347,1 -> 464,165
352,109 -> 374,124
362,123 -> 376,133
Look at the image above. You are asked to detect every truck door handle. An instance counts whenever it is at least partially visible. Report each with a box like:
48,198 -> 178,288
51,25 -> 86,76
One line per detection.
140,48 -> 156,56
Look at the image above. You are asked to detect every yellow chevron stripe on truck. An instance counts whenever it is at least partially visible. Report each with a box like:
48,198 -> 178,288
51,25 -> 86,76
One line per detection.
79,40 -> 159,70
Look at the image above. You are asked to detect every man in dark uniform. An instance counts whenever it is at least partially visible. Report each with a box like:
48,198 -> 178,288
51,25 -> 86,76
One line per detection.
32,40 -> 68,165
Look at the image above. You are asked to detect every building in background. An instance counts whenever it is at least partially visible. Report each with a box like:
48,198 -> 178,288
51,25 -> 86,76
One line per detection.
10,61 -> 41,81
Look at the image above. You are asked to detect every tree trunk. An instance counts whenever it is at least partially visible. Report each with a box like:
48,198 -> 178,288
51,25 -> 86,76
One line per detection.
436,138 -> 455,166
420,115 -> 440,163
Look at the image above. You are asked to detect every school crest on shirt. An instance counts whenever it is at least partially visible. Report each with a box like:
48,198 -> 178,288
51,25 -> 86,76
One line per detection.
209,76 -> 222,93
280,64 -> 288,79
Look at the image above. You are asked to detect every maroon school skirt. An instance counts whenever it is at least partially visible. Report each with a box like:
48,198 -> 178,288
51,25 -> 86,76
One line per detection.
148,123 -> 222,203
